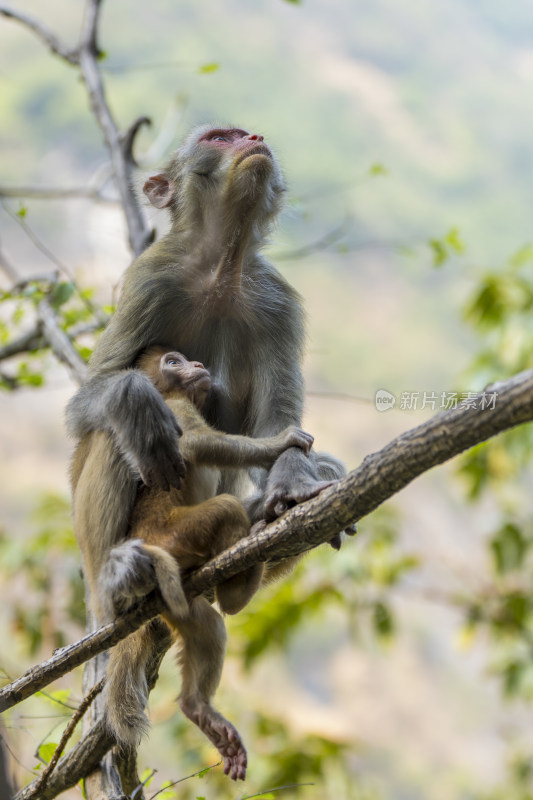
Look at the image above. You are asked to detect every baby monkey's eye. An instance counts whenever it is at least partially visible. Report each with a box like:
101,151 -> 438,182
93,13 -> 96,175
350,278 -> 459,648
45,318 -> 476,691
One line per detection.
166,358 -> 178,365
213,135 -> 228,142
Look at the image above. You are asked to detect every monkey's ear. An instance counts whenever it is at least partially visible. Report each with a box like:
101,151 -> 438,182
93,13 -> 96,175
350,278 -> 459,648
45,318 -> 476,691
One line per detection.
143,174 -> 175,209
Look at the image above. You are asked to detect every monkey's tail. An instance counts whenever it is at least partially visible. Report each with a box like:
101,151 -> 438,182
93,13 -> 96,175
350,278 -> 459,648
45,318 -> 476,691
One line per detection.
143,543 -> 189,619
106,622 -> 158,746
102,542 -> 189,746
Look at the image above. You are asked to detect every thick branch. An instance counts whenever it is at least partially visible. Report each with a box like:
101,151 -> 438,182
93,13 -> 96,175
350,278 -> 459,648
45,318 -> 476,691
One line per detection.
13,624 -> 171,800
0,6 -> 79,64
2,366 -> 533,714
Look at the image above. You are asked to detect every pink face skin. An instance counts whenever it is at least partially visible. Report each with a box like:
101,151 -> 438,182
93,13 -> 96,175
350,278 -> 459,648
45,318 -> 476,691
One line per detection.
197,128 -> 272,163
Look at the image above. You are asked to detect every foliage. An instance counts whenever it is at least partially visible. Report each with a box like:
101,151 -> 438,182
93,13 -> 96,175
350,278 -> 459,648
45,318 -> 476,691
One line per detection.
0,276 -> 109,388
0,493 -> 84,655
232,508 -> 417,669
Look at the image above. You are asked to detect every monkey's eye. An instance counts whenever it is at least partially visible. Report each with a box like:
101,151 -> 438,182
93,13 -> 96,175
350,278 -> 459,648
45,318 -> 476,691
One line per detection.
166,358 -> 178,366
212,135 -> 229,142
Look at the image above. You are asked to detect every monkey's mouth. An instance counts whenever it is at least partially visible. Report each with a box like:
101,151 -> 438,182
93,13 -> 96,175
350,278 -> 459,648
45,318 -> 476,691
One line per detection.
234,144 -> 272,166
190,372 -> 212,393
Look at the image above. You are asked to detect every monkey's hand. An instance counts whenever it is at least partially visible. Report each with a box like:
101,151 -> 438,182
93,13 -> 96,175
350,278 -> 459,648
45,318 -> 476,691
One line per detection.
271,425 -> 314,457
263,446 -> 348,539
265,474 -> 334,521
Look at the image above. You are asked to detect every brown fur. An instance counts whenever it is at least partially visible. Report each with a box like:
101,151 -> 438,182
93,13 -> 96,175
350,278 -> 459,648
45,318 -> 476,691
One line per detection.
74,347 -> 313,780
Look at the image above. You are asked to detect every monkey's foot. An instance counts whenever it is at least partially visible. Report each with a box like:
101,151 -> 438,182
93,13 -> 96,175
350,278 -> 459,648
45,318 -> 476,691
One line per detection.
99,539 -> 158,618
214,721 -> 247,781
180,700 -> 247,780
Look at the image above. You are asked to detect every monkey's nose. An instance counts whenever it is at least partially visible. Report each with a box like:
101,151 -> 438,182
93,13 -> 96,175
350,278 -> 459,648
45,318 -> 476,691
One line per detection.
247,134 -> 264,142
192,361 -> 205,369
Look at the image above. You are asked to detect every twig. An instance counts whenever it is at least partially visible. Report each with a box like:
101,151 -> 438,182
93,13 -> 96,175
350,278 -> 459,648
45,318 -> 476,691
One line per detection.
27,680 -> 105,799
0,186 -> 117,203
121,116 -> 152,169
2,201 -> 75,281
276,217 -> 351,261
14,719 -> 114,800
0,5 -> 79,64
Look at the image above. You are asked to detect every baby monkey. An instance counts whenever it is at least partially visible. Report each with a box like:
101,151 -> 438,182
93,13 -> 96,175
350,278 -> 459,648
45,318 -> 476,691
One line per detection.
101,347 -> 313,780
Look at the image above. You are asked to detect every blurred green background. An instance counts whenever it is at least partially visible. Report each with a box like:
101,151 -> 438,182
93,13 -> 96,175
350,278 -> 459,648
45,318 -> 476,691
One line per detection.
2,1 -> 533,798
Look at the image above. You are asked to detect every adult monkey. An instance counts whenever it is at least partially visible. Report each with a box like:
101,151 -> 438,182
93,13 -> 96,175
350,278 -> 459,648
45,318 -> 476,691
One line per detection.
67,124 -> 346,617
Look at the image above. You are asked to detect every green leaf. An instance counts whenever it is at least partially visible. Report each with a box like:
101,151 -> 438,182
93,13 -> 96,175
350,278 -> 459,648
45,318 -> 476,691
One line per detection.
197,62 -> 220,74
157,785 -> 176,800
509,243 -> 533,269
17,205 -> 27,218
50,281 -> 75,309
16,362 -> 44,387
490,523 -> 527,574
428,237 -> 448,267
503,660 -> 524,696
42,688 -> 72,708
38,742 -> 57,764
140,768 -> 155,788
445,226 -> 465,254
368,162 -> 388,176
373,601 -> 394,639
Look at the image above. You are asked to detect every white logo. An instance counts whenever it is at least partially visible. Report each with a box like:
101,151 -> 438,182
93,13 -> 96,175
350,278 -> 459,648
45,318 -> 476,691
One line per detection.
375,389 -> 396,412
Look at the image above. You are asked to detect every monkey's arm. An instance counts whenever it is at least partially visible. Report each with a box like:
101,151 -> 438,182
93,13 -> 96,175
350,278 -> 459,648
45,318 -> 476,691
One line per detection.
67,369 -> 185,490
165,396 -> 314,468
248,348 -> 346,521
182,427 -> 314,468
66,267 -> 187,490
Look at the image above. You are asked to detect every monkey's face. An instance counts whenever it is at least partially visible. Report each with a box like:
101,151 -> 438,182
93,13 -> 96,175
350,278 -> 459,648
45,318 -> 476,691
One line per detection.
160,352 -> 212,408
196,128 -> 273,172
144,125 -> 286,235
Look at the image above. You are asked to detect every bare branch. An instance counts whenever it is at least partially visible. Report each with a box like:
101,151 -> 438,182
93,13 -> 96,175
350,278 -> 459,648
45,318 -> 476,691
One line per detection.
2,365 -> 533,715
78,1 -> 152,256
13,625 -> 171,800
0,185 -> 117,203
0,5 -> 79,64
14,719 -> 114,800
2,202 -> 76,281
0,239 -> 19,283
276,216 -> 352,261
26,680 -> 105,800
121,116 -> 152,169
0,328 -> 44,360
37,299 -> 88,384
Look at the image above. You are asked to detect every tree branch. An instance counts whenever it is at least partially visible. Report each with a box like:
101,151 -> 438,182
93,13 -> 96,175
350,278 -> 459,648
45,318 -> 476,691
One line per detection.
0,5 -> 79,64
78,0 -> 152,256
3,365 -> 533,715
24,680 -> 105,800
36,299 -> 88,384
0,185 -> 117,203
